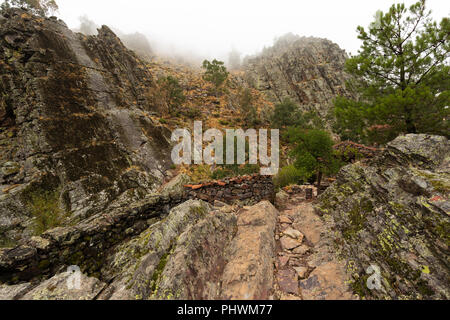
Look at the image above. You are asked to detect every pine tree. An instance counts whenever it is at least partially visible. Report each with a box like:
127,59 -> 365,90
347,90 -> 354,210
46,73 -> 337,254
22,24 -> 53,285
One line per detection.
333,0 -> 449,145
202,59 -> 229,92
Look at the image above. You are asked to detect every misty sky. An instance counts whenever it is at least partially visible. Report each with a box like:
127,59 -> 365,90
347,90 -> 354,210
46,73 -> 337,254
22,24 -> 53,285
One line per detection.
55,0 -> 449,59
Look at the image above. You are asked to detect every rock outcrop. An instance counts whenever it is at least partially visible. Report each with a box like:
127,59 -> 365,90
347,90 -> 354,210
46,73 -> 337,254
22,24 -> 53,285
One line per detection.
316,134 -> 450,299
221,201 -> 278,300
243,33 -> 356,117
0,199 -> 280,300
0,8 -> 172,245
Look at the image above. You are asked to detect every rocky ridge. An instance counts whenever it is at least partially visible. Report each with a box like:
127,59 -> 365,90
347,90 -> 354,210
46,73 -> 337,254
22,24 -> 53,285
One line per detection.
243,33 -> 356,117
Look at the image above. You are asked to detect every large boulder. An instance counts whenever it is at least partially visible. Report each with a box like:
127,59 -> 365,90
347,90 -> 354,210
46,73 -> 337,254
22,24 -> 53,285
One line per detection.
316,134 -> 450,300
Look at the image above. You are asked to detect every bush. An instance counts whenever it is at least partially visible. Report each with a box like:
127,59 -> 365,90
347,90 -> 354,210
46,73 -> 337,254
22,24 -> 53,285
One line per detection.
287,129 -> 343,188
211,164 -> 260,180
272,98 -> 324,129
273,165 -> 307,190
157,76 -> 186,115
184,107 -> 202,119
202,59 -> 229,91
28,190 -> 64,235
238,88 -> 259,126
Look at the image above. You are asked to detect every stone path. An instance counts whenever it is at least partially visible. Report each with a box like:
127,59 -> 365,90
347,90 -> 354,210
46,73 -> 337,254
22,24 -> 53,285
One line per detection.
273,190 -> 357,300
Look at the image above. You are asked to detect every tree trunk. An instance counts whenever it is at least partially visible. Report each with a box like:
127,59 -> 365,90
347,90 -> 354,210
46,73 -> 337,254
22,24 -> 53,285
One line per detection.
317,171 -> 323,191
405,116 -> 417,134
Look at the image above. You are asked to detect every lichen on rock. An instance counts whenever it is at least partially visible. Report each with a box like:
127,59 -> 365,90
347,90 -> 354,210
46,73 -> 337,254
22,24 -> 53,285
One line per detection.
316,134 -> 450,300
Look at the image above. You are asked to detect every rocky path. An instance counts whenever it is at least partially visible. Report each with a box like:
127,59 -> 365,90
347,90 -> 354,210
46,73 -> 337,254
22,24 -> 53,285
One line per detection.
273,190 -> 356,300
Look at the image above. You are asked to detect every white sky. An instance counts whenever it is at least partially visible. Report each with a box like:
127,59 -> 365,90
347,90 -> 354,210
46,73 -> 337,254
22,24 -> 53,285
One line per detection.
54,0 -> 449,59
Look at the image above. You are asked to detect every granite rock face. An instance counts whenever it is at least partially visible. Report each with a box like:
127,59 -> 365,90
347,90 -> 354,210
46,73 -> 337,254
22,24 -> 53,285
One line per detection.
0,8 -> 172,244
316,134 -> 450,300
243,34 -> 356,117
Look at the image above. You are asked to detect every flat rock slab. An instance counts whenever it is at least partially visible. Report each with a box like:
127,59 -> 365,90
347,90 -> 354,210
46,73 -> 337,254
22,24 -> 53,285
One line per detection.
277,269 -> 299,295
278,255 -> 290,268
283,228 -> 304,241
291,203 -> 323,245
299,262 -> 355,300
293,266 -> 308,279
292,245 -> 310,255
280,236 -> 302,250
221,201 -> 278,300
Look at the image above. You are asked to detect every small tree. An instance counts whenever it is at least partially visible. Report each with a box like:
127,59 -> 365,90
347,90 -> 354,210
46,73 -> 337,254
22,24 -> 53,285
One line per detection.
333,0 -> 449,145
287,128 -> 342,189
1,0 -> 59,17
157,76 -> 185,115
238,88 -> 259,126
202,59 -> 229,92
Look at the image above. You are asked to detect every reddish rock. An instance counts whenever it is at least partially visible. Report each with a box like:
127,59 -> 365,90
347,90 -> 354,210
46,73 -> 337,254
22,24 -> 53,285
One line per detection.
277,269 -> 299,295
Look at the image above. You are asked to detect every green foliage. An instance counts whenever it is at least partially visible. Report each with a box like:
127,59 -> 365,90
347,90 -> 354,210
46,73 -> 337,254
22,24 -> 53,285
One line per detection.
157,76 -> 186,115
202,59 -> 229,90
211,164 -> 260,180
183,106 -> 201,119
27,190 -> 64,235
335,146 -> 364,163
273,165 -> 307,189
333,0 -> 449,145
271,99 -> 297,128
238,88 -> 260,126
287,129 -> 342,187
272,98 -> 324,130
1,0 -> 59,17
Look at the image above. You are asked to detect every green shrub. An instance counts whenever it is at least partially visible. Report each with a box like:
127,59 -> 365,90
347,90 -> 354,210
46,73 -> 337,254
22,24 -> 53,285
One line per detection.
157,76 -> 186,115
211,164 -> 260,180
28,190 -> 64,235
202,59 -> 229,91
184,107 -> 202,119
273,165 -> 306,190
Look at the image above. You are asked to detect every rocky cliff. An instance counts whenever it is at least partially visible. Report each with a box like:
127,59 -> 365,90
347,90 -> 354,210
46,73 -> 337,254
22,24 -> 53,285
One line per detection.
317,134 -> 450,299
0,8 -> 173,245
243,33 -> 356,117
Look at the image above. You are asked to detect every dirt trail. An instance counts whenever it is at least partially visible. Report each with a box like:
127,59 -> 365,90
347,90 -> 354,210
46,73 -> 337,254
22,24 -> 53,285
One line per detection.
273,191 -> 357,300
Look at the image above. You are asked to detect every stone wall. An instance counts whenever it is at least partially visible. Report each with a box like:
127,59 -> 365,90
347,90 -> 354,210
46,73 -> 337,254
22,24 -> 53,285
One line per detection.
0,174 -> 275,284
0,192 -> 184,284
184,174 -> 275,205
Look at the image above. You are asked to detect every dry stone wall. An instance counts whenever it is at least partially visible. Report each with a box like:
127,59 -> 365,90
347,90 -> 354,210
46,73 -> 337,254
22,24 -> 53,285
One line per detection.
0,174 -> 275,284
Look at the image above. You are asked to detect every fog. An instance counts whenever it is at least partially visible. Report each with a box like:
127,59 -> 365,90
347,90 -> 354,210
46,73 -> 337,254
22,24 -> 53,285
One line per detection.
56,0 -> 449,62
